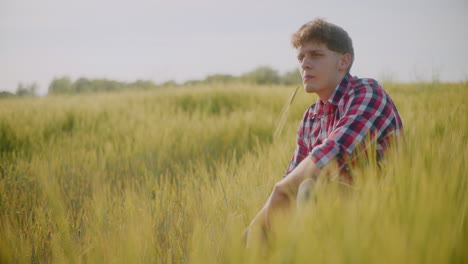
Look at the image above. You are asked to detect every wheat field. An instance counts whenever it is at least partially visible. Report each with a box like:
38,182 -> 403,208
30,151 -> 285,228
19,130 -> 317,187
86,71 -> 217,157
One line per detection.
0,82 -> 467,263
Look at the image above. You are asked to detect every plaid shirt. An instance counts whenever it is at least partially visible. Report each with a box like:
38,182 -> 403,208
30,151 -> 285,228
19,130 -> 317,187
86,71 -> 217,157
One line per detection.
284,73 -> 403,182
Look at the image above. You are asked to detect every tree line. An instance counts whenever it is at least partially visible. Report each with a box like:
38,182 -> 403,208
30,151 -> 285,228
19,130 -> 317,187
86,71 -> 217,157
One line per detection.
0,66 -> 301,98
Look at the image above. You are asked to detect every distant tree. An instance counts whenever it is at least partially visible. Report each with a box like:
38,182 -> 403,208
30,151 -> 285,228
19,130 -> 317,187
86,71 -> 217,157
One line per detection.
49,77 -> 160,95
241,66 -> 281,85
44,65 -> 301,97
183,80 -> 202,86
0,91 -> 16,99
73,78 -> 93,93
161,80 -> 178,86
281,69 -> 302,85
130,80 -> 158,90
16,82 -> 38,97
93,79 -> 125,92
204,74 -> 235,83
48,76 -> 73,94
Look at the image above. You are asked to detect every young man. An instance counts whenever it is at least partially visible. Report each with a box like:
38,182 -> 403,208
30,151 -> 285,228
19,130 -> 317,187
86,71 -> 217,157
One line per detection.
245,18 -> 403,244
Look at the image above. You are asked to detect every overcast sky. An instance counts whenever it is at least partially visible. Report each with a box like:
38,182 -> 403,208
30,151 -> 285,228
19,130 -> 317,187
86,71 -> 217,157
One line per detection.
1,0 -> 467,95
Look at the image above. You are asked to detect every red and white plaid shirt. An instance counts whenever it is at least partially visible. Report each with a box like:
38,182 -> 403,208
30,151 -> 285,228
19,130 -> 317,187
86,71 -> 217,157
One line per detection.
284,73 -> 404,182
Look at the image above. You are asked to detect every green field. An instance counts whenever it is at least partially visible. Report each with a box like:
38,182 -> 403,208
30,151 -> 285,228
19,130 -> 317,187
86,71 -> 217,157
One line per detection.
0,82 -> 467,263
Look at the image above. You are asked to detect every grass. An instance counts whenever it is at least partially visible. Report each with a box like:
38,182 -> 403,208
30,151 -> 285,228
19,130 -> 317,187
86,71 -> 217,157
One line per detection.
0,82 -> 466,263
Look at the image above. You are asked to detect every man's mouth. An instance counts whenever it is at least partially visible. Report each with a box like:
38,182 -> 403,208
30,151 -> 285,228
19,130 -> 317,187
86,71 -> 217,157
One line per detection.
303,75 -> 315,81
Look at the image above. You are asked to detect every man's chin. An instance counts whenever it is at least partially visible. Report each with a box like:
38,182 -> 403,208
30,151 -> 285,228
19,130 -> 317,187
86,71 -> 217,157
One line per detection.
303,84 -> 316,93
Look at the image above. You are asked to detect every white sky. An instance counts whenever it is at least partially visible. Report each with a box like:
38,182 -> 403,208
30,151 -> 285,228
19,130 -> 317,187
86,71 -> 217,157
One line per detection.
1,0 -> 467,94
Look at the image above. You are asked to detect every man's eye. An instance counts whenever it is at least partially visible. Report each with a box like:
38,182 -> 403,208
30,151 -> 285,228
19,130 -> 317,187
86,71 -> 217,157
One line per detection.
298,56 -> 304,62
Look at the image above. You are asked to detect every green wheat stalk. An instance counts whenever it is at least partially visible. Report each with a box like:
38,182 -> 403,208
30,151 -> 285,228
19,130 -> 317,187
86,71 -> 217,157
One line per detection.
273,85 -> 300,140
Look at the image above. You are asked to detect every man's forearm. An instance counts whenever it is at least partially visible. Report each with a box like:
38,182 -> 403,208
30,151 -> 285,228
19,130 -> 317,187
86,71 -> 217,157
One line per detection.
246,156 -> 321,235
277,156 -> 321,197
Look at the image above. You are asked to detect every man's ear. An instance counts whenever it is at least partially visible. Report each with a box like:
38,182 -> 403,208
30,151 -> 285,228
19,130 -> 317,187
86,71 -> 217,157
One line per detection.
338,53 -> 352,71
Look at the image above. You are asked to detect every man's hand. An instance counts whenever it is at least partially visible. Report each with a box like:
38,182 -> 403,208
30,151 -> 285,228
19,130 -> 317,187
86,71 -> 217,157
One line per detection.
244,156 -> 321,247
243,182 -> 293,248
264,180 -> 297,227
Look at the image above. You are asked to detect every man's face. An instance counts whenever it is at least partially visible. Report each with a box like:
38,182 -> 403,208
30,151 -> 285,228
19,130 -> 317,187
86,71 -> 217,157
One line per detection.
297,42 -> 345,96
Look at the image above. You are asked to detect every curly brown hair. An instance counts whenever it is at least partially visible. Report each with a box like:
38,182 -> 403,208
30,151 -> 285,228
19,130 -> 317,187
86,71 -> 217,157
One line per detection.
291,18 -> 354,72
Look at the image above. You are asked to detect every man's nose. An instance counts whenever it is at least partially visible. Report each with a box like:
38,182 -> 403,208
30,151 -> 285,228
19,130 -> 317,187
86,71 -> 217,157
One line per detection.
300,56 -> 311,70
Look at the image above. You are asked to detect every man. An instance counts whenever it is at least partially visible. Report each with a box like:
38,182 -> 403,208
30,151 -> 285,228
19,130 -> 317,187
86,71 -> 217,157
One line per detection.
245,18 -> 404,245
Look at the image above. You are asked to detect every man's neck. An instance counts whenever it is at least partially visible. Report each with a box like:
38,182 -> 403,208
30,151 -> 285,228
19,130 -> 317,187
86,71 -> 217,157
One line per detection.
318,73 -> 347,103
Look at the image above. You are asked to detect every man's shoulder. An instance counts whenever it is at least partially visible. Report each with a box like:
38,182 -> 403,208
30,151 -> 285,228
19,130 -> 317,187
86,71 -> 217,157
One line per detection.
342,75 -> 388,101
348,75 -> 382,93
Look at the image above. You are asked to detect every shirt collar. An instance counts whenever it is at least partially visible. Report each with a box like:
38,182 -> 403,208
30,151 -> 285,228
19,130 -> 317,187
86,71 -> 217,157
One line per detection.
327,73 -> 353,106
